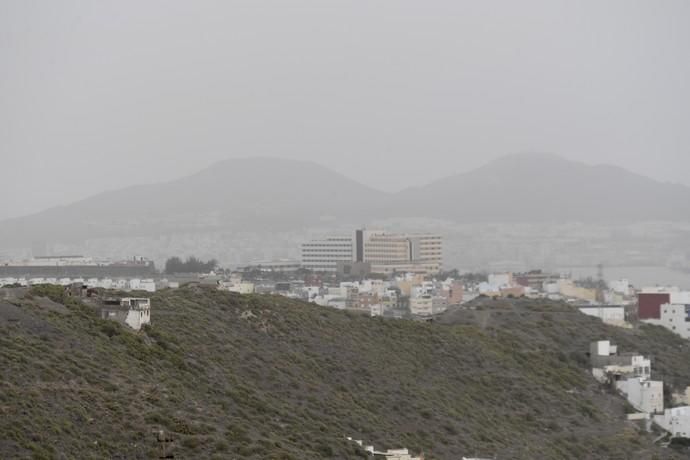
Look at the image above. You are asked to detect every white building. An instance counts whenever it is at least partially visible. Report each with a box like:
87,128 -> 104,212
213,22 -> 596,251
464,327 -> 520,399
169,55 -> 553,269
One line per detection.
643,303 -> 690,339
488,273 -> 512,288
139,279 -> 156,292
111,279 -> 126,289
654,406 -> 690,438
218,281 -> 255,294
301,235 -> 354,272
579,306 -> 626,327
101,297 -> 151,331
592,340 -> 617,357
373,448 -> 423,460
609,279 -> 631,296
617,378 -> 663,414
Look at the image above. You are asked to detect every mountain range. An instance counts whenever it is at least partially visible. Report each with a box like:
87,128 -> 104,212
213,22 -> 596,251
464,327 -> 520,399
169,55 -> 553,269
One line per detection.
2,153 -> 690,247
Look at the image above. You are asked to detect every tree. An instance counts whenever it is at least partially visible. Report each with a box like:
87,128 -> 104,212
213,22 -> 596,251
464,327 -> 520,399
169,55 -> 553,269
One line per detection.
164,256 -> 218,274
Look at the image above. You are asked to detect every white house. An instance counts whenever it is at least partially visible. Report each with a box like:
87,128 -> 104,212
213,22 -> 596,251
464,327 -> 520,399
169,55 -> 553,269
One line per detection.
375,448 -> 423,460
139,279 -> 156,292
643,303 -> 690,339
654,406 -> 690,438
113,279 -> 128,290
218,281 -> 255,294
617,378 -> 663,414
591,340 -> 618,357
609,279 -> 631,296
101,297 -> 151,331
99,278 -> 113,289
488,273 -> 512,288
128,278 -> 141,290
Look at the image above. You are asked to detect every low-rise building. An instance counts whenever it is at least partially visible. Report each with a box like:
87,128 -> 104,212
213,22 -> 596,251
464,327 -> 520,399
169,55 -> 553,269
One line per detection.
616,378 -> 664,414
654,406 -> 690,438
409,295 -> 447,316
218,281 -> 255,294
447,280 -> 464,305
590,340 -> 651,382
642,303 -> 690,339
101,297 -> 151,331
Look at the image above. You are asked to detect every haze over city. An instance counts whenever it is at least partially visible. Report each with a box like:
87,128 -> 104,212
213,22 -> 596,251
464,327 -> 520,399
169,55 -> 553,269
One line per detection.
4,2 -> 690,459
2,0 -> 690,220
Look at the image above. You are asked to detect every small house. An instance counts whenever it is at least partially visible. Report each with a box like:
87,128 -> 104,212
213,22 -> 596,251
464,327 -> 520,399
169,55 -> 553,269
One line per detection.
101,297 -> 151,331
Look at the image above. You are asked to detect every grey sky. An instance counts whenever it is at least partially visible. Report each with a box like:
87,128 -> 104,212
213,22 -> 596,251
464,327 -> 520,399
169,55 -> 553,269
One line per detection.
1,0 -> 689,220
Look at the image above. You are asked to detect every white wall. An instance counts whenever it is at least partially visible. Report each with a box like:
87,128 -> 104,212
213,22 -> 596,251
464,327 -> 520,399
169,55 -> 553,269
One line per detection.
654,406 -> 690,438
488,273 -> 512,288
624,379 -> 663,414
579,306 -> 626,326
125,306 -> 151,331
643,303 -> 690,339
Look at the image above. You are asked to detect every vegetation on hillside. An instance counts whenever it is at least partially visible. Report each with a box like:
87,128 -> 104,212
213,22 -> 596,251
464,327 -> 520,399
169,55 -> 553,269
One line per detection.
0,286 -> 686,459
164,256 -> 218,274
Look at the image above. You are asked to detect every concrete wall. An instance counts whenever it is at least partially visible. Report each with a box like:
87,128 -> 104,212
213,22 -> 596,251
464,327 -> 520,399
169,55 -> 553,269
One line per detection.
625,379 -> 663,414
654,406 -> 690,437
638,292 -> 671,320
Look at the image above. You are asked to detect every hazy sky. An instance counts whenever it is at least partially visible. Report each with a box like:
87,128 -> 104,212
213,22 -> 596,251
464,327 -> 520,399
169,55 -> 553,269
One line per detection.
1,0 -> 689,220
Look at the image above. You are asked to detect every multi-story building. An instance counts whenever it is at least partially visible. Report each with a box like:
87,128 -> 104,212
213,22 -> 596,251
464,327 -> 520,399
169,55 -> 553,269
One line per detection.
638,288 -> 690,319
362,230 -> 442,275
643,303 -> 690,339
301,229 -> 442,275
409,295 -> 447,316
300,236 -> 354,272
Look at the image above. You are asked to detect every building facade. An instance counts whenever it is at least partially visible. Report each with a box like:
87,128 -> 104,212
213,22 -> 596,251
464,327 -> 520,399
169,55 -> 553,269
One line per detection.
654,406 -> 690,438
301,236 -> 355,272
643,303 -> 690,339
101,297 -> 151,331
301,229 -> 442,275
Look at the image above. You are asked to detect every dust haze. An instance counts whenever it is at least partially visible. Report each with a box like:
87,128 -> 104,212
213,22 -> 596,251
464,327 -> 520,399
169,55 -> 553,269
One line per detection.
2,0 -> 690,219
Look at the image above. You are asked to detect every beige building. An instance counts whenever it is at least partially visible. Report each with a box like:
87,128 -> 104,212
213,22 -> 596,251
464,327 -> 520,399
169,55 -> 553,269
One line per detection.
558,279 -> 597,302
409,295 -> 447,316
302,229 -> 442,275
362,230 -> 442,275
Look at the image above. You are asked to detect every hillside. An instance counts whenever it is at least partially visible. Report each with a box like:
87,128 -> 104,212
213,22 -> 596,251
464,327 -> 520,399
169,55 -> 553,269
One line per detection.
3,154 -> 690,249
0,157 -> 384,245
389,153 -> 690,222
2,286 -> 689,459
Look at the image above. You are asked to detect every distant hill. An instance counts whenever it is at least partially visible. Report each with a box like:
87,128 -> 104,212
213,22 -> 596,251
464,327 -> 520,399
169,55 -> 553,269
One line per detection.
2,153 -> 690,247
0,157 -> 385,245
388,153 -> 690,222
1,286 -> 686,459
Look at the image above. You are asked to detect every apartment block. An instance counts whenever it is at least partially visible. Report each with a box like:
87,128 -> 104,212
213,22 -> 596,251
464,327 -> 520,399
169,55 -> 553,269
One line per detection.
301,229 -> 442,275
